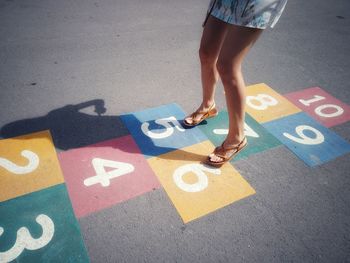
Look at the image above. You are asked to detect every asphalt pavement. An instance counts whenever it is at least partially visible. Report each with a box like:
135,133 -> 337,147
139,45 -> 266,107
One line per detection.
1,0 -> 350,262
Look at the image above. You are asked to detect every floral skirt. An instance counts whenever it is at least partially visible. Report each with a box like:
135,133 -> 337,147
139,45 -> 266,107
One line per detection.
206,0 -> 288,29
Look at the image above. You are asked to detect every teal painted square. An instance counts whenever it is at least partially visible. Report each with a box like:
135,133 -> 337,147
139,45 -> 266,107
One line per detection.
0,184 -> 89,263
120,103 -> 207,158
263,112 -> 350,167
199,111 -> 281,161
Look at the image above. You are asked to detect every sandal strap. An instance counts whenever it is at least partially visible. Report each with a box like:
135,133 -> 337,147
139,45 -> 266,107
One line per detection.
213,137 -> 247,159
186,103 -> 216,124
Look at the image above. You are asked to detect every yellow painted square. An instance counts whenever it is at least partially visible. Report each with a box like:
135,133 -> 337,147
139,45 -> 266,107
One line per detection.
148,140 -> 255,223
0,130 -> 64,202
245,83 -> 301,123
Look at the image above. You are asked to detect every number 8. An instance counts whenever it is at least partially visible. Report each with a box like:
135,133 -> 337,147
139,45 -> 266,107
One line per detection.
246,94 -> 278,110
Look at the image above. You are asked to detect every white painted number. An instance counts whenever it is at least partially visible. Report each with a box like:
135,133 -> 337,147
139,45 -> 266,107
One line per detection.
314,104 -> 344,118
213,128 -> 228,135
173,163 -> 221,193
299,95 -> 325,106
0,214 -> 54,263
213,123 -> 259,138
243,123 -> 259,138
246,94 -> 278,110
84,158 -> 135,187
0,150 -> 39,175
141,116 -> 185,139
283,125 -> 324,145
299,95 -> 344,118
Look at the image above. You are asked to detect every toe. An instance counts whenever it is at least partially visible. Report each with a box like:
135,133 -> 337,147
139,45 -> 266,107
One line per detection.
209,154 -> 223,163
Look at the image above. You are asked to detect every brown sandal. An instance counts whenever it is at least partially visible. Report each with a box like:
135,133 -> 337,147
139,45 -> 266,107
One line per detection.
206,137 -> 248,167
183,103 -> 218,127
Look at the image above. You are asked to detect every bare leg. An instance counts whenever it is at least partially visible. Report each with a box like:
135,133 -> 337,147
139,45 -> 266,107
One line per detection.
209,24 -> 262,163
184,16 -> 229,125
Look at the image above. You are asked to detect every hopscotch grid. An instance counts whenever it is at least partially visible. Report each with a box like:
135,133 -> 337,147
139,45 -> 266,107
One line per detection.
1,83 -> 350,261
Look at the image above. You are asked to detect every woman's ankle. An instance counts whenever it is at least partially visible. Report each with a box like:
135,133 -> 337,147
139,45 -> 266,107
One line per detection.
224,133 -> 245,146
201,100 -> 215,109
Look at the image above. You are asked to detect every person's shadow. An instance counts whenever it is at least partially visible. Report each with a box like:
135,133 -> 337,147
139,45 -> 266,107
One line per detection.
0,99 -> 130,151
1,99 -> 208,162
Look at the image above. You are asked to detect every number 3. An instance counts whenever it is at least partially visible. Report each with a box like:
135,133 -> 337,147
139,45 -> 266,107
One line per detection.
0,214 -> 54,263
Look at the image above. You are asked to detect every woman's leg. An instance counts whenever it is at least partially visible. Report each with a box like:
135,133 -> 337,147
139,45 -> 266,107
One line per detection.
209,24 -> 263,163
184,16 -> 229,125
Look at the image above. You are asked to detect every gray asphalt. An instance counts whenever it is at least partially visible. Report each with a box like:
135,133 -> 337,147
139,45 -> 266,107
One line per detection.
1,0 -> 350,262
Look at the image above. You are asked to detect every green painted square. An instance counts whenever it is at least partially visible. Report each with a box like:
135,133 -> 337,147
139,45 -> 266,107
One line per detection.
0,184 -> 89,263
198,111 -> 281,161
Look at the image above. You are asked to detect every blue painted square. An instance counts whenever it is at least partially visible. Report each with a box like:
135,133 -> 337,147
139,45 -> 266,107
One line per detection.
263,112 -> 350,167
0,184 -> 89,263
120,103 -> 207,157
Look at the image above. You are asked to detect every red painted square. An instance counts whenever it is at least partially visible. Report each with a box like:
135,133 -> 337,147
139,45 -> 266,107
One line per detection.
58,135 -> 161,218
285,87 -> 350,127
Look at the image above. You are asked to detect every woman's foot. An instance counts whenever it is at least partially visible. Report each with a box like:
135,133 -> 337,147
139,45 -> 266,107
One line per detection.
183,102 -> 218,127
207,137 -> 247,167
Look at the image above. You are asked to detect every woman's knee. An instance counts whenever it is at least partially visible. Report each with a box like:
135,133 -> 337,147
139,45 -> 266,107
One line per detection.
199,45 -> 217,66
216,59 -> 241,82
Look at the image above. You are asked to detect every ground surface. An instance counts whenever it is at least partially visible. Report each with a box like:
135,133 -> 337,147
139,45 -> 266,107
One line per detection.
1,0 -> 350,262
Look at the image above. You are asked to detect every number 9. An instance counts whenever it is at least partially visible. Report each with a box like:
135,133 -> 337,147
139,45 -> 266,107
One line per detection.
283,125 -> 324,145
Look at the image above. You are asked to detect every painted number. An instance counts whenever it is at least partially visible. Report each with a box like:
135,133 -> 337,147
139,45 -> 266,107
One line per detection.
84,158 -> 135,187
299,95 -> 325,106
173,163 -> 221,193
283,125 -> 324,145
299,95 -> 344,118
213,123 -> 259,138
141,116 -> 185,139
246,94 -> 278,110
0,150 -> 39,175
0,214 -> 54,263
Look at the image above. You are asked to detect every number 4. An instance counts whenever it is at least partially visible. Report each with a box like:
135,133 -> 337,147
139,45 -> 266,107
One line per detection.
84,158 -> 135,187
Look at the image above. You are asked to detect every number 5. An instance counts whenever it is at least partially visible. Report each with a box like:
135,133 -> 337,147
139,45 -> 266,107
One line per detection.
141,116 -> 185,139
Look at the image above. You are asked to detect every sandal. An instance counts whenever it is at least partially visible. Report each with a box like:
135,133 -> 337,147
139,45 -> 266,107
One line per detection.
206,137 -> 248,167
183,103 -> 218,127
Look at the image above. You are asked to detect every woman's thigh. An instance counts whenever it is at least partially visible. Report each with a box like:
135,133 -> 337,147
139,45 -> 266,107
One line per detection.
217,24 -> 262,71
199,16 -> 231,62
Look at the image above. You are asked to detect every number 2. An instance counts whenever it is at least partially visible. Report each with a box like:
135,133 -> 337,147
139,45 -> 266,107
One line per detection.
0,150 -> 39,175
